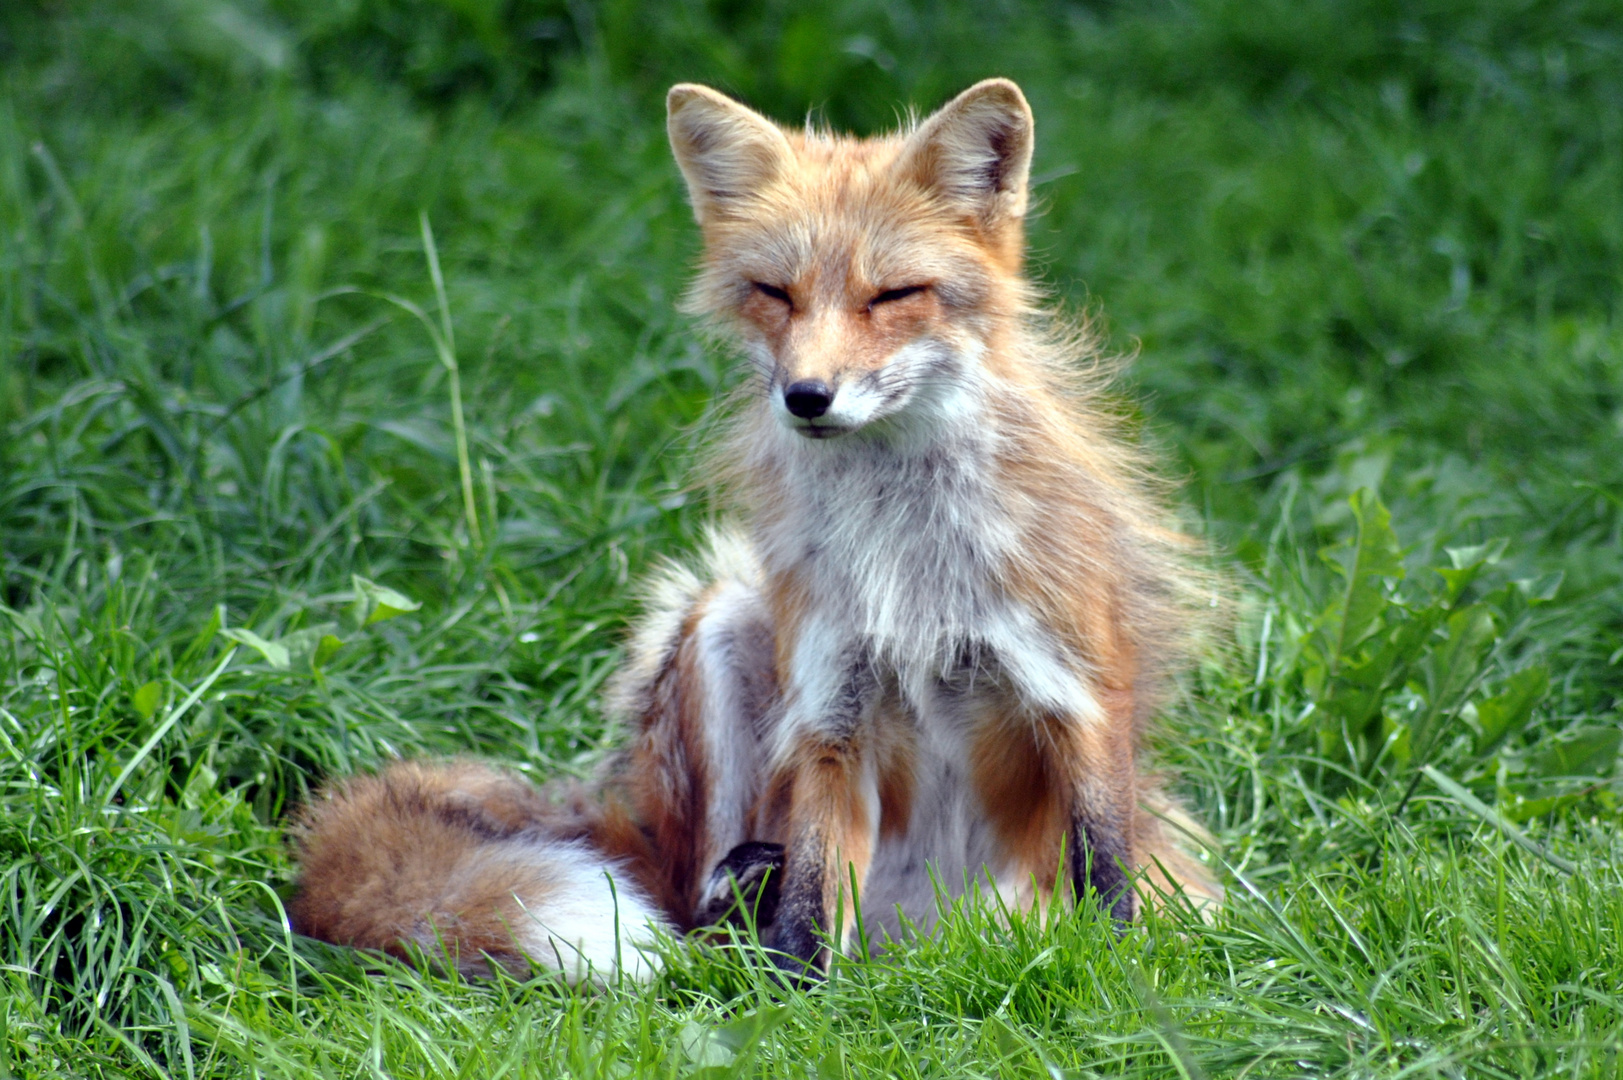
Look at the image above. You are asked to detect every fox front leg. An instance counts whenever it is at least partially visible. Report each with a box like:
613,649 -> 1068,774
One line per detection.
768,738 -> 882,978
764,645 -> 881,979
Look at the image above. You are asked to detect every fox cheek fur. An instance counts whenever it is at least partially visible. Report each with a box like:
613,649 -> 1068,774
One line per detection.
287,78 -> 1222,985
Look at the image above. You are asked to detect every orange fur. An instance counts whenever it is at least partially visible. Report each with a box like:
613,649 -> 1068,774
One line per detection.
289,79 -> 1222,984
665,78 -> 1220,949
289,762 -> 558,977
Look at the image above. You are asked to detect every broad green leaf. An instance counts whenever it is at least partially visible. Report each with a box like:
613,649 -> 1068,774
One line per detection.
352,574 -> 422,626
1381,714 -> 1412,770
1473,666 -> 1549,756
710,1006 -> 790,1052
312,633 -> 343,670
220,628 -> 290,670
1436,537 -> 1506,605
1446,538 -> 1509,571
180,763 -> 219,811
1409,604 -> 1498,759
276,623 -> 340,670
132,680 -> 162,720
1312,598 -> 1442,777
1524,725 -> 1622,781
1515,571 -> 1564,603
816,1050 -> 847,1080
677,1022 -> 735,1068
1318,489 -> 1405,676
1419,605 -> 1498,714
1323,613 -> 1436,739
1500,789 -> 1589,824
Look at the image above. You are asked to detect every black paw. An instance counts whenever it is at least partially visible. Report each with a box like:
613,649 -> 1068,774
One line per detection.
693,841 -> 785,930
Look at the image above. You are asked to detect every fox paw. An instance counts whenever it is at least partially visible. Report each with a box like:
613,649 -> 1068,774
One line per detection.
693,841 -> 784,930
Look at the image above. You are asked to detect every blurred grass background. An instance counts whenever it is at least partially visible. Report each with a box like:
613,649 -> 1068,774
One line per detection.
2,1 -> 1621,1076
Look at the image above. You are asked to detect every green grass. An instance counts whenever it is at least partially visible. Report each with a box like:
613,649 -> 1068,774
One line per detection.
2,0 -> 1621,1076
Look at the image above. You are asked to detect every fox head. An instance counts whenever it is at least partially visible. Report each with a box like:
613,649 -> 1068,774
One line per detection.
667,79 -> 1036,441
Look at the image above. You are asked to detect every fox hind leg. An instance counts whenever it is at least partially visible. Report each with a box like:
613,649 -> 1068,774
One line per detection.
608,527 -> 779,929
1059,699 -> 1142,927
1063,712 -> 1224,924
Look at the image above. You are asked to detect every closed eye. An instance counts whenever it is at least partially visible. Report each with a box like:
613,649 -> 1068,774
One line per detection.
869,285 -> 926,308
753,282 -> 792,306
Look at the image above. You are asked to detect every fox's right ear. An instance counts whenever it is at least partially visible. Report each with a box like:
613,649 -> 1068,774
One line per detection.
667,84 -> 793,225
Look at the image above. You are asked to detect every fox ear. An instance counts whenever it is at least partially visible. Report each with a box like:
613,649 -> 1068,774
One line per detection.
900,78 -> 1034,225
668,84 -> 793,224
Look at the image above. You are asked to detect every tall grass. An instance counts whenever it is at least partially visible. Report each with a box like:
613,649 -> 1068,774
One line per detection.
2,1 -> 1620,1076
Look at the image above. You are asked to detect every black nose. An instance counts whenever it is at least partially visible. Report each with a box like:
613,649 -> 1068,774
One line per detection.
783,381 -> 833,419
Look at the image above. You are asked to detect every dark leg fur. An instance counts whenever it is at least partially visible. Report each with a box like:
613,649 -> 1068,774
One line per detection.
1071,813 -> 1135,926
765,844 -> 827,982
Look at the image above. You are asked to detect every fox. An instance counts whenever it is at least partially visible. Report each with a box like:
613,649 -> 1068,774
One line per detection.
288,78 -> 1223,985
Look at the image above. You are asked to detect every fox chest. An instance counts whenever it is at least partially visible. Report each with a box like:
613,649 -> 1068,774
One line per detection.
756,441 -> 1099,728
757,438 -> 1014,662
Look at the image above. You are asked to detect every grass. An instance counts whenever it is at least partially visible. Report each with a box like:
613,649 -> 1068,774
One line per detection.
2,0 -> 1620,1076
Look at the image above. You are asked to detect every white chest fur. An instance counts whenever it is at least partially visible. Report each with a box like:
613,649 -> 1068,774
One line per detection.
759,410 -> 1012,672
752,377 -> 1102,727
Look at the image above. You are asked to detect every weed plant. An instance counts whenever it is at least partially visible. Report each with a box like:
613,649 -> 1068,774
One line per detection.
1,1 -> 1620,1076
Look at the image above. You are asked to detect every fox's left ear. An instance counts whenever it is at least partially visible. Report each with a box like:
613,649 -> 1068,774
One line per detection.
899,78 -> 1034,226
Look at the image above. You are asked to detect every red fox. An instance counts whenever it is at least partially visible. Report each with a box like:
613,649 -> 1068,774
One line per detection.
289,78 -> 1222,984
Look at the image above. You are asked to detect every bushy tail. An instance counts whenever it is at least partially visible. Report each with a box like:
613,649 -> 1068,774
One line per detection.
289,761 -> 668,983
